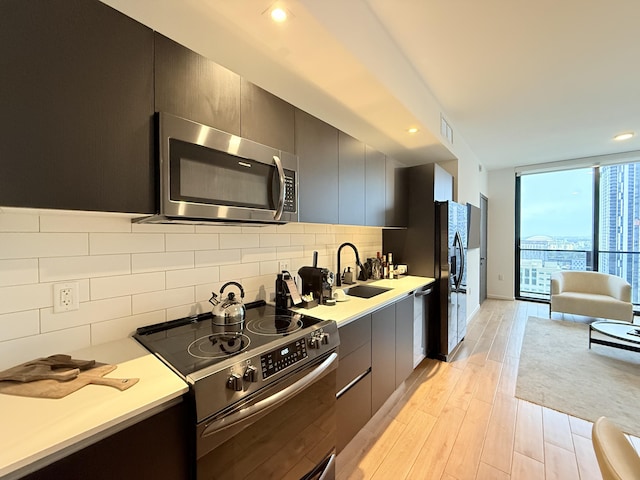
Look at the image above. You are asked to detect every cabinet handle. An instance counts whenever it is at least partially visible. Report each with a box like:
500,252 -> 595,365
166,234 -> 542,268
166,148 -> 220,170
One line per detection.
336,368 -> 371,399
415,288 -> 433,297
273,155 -> 285,221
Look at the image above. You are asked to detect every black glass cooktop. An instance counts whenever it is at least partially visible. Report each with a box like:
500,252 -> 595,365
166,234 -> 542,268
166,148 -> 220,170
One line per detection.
133,301 -> 321,376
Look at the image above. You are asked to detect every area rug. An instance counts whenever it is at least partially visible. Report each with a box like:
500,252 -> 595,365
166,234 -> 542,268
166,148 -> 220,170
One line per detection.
516,316 -> 640,437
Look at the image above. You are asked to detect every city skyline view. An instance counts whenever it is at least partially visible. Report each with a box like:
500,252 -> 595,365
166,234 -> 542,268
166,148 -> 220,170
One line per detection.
518,163 -> 640,305
520,168 -> 593,238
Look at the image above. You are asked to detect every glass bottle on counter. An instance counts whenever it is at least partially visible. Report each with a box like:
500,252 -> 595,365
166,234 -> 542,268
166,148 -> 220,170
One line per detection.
373,252 -> 382,280
382,254 -> 388,279
388,252 -> 394,279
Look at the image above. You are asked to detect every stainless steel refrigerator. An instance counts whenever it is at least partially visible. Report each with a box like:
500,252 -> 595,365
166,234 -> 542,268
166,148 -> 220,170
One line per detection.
434,200 -> 467,361
382,186 -> 467,361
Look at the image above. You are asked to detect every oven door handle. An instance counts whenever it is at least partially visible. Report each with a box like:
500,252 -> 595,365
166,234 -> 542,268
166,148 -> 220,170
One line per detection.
273,155 -> 286,221
202,352 -> 337,437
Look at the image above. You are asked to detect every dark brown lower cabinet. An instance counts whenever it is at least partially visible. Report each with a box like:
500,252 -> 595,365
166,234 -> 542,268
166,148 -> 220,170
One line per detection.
22,401 -> 191,480
336,293 -> 417,452
395,295 -> 414,389
336,372 -> 372,453
371,304 -> 396,414
336,314 -> 371,453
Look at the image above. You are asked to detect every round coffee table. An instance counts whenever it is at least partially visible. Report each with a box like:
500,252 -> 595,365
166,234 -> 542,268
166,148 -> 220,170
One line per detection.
589,320 -> 640,353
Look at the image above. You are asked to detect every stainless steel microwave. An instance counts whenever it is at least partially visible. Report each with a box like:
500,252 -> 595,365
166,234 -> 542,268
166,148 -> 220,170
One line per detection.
136,113 -> 298,225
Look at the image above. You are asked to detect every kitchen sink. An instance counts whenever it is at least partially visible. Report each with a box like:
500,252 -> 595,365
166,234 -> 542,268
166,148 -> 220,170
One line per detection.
345,285 -> 391,299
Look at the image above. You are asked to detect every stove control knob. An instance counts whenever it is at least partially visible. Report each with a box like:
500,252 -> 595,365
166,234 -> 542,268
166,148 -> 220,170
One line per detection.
308,336 -> 321,349
320,332 -> 330,345
227,373 -> 243,392
243,365 -> 258,383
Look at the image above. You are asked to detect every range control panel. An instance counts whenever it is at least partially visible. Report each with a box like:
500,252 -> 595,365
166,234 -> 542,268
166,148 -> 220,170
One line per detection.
261,338 -> 307,379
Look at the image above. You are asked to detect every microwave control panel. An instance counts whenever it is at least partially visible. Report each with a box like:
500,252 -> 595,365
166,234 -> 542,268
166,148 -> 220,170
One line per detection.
284,171 -> 296,213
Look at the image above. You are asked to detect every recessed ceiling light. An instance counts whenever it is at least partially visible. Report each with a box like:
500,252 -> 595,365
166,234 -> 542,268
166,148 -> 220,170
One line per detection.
614,132 -> 634,141
271,7 -> 287,22
408,127 -> 419,134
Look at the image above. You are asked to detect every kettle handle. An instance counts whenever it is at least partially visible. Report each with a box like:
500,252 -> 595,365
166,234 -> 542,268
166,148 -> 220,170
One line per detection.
208,292 -> 218,306
220,281 -> 245,299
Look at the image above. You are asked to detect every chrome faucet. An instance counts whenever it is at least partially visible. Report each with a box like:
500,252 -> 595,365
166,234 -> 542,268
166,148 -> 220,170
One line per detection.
336,242 -> 366,287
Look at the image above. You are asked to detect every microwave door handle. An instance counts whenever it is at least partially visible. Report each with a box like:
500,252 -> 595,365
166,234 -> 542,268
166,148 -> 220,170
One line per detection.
273,155 -> 285,221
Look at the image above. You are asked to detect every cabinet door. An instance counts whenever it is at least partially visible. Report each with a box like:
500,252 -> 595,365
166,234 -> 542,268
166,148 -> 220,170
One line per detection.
0,0 -> 154,214
294,109 -> 339,224
336,372 -> 371,453
385,157 -> 408,227
240,79 -> 295,152
23,401 -> 190,480
154,33 -> 241,136
371,304 -> 396,414
365,146 -> 386,226
338,132 -> 365,225
395,295 -> 414,388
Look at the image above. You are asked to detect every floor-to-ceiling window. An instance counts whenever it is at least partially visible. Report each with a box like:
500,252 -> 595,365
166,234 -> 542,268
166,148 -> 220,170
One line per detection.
517,162 -> 640,308
516,168 -> 594,300
598,163 -> 640,304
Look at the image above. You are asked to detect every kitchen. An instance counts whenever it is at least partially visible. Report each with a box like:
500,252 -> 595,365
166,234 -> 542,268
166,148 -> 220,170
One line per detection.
0,1 -> 486,479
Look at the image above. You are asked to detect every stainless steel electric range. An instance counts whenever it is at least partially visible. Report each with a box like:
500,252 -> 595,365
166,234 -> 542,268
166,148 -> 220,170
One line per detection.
134,300 -> 339,480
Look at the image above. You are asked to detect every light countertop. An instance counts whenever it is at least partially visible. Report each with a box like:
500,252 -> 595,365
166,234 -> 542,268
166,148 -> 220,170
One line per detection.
0,338 -> 188,480
291,275 -> 435,326
0,275 -> 433,479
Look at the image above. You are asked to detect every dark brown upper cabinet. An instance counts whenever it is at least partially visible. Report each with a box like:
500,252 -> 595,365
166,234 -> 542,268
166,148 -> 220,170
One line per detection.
154,33 -> 241,136
294,109 -> 339,224
0,0 -> 155,214
365,146 -> 386,226
385,157 -> 409,227
240,80 -> 295,152
338,132 -> 365,226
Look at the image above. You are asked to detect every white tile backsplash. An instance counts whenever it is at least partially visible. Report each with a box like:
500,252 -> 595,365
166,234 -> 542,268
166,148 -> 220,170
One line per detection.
40,214 -> 132,233
90,272 -> 166,300
41,296 -> 132,333
0,326 -> 91,370
259,233 -> 291,248
0,209 -> 381,368
0,282 -> 55,315
89,233 -> 164,255
0,310 -> 39,342
195,249 -> 242,267
166,266 -> 220,289
165,233 -> 219,252
39,254 -> 131,282
219,262 -> 261,282
219,233 -> 260,249
0,213 -> 39,232
132,287 -> 195,315
90,310 -> 165,346
241,247 -> 277,263
131,251 -> 194,274
0,259 -> 39,287
0,233 -> 88,259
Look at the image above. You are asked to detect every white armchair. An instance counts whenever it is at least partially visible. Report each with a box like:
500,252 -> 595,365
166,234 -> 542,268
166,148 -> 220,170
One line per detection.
550,271 -> 633,322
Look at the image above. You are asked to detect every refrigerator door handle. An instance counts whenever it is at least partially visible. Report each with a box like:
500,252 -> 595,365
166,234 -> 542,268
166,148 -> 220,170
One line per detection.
453,231 -> 464,289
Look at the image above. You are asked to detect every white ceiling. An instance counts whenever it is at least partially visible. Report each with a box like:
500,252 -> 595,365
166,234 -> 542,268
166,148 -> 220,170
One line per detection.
104,0 -> 640,171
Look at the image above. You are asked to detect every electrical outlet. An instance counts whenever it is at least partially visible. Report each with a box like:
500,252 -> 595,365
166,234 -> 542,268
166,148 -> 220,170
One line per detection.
279,260 -> 290,273
53,282 -> 80,313
498,274 -> 504,281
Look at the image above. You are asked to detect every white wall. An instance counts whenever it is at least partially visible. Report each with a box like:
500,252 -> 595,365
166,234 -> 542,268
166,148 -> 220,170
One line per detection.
486,167 -> 516,300
445,134 -> 488,321
0,210 -> 381,370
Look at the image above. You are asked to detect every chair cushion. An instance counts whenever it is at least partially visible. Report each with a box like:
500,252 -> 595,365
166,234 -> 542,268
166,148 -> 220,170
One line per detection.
551,292 -> 633,322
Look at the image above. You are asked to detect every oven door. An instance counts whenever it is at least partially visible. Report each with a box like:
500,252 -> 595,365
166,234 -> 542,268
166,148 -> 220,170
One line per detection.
195,352 -> 337,480
159,112 -> 298,224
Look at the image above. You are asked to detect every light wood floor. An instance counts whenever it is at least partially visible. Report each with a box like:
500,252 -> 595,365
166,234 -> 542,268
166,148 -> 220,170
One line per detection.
335,299 -> 640,480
